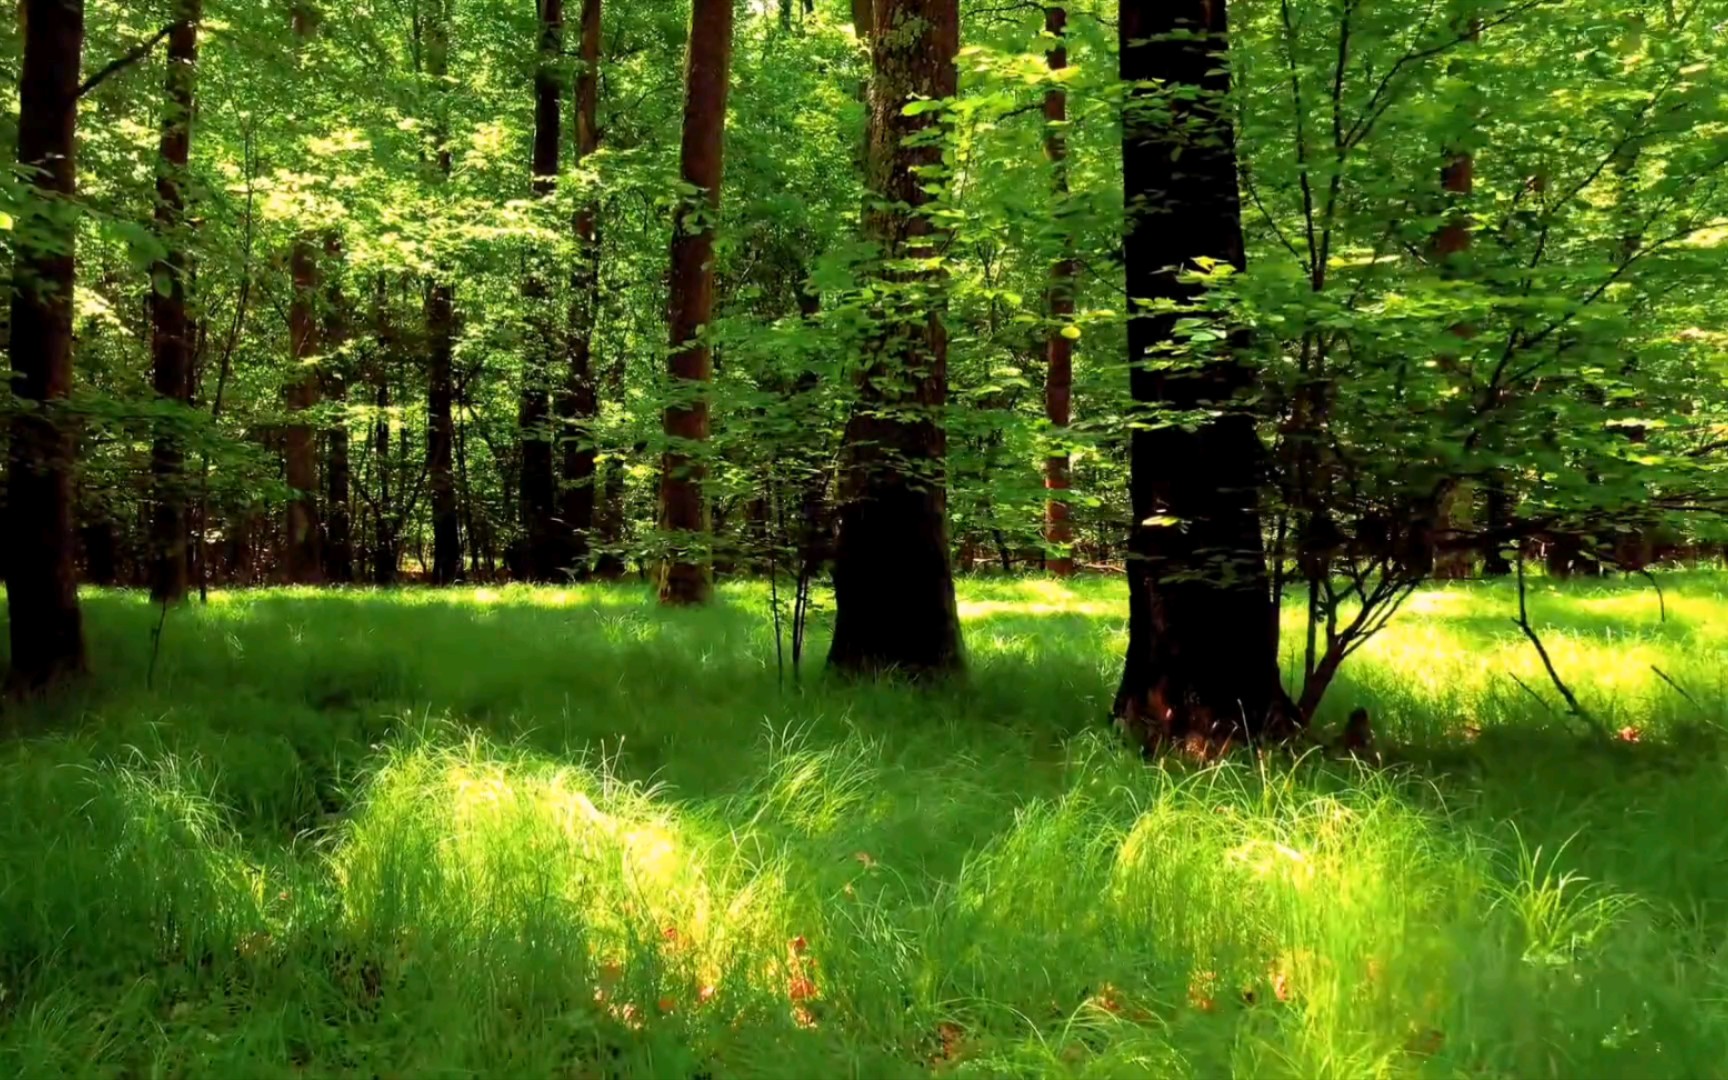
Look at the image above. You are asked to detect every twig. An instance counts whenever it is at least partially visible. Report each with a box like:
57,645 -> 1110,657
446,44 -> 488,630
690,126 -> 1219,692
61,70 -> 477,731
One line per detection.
1507,672 -> 1555,714
1651,665 -> 1702,711
1638,568 -> 1666,623
1513,551 -> 1593,727
147,599 -> 171,691
79,23 -> 178,98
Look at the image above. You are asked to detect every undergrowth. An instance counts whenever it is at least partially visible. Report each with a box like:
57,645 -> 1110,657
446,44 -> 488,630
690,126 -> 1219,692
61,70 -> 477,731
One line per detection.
2,573 -> 1726,1077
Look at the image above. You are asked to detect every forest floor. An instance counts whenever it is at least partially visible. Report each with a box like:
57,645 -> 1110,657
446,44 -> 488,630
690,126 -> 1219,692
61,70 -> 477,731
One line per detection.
2,573 -> 1726,1077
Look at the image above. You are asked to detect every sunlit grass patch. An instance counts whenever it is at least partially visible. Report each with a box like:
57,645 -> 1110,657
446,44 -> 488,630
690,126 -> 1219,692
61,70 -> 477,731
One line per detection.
5,573 -> 1728,1075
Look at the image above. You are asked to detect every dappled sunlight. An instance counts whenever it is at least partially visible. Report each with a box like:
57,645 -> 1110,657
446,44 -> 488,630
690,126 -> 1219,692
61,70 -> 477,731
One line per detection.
8,576 -> 1728,1074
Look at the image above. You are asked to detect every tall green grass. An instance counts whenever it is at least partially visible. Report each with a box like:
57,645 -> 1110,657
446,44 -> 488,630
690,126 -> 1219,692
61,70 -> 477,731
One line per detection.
2,574 -> 1726,1076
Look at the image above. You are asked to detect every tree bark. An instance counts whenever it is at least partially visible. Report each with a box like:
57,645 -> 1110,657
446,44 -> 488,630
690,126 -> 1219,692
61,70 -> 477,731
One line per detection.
1429,16 -> 1479,582
147,0 -> 201,604
1114,0 -> 1290,746
826,0 -> 963,678
658,0 -> 734,606
322,234 -> 352,583
372,378 -> 397,585
559,0 -> 602,578
424,0 -> 462,585
519,0 -> 563,581
1042,4 -> 1075,578
282,2 -> 322,584
6,0 -> 88,693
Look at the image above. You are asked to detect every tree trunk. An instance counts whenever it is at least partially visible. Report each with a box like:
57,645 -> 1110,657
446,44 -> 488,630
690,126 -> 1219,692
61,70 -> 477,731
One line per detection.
322,234 -> 352,583
519,0 -> 564,582
284,240 -> 323,583
147,0 -> 201,604
6,0 -> 88,693
1114,0 -> 1290,746
1429,14 -> 1480,581
283,3 -> 322,584
372,378 -> 397,585
1482,472 -> 1512,576
826,0 -> 963,678
1042,4 -> 1075,578
658,0 -> 735,606
425,0 -> 462,584
850,0 -> 872,38
559,0 -> 603,578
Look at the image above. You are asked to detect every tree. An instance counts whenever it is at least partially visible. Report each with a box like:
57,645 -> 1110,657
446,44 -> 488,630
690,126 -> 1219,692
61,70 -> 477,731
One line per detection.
658,0 -> 735,606
520,0 -> 564,582
6,0 -> 88,693
149,0 -> 203,603
826,0 -> 963,677
425,0 -> 462,585
1041,4 -> 1075,578
559,0 -> 603,579
1114,0 -> 1290,746
322,235 -> 354,584
283,2 -> 323,585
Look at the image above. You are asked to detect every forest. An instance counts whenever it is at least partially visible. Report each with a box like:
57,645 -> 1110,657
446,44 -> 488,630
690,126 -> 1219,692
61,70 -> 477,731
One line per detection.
3,0 -> 1728,1074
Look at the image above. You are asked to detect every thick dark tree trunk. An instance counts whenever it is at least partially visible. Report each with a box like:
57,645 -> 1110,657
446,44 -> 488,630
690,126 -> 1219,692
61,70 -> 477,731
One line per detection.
658,0 -> 734,606
425,0 -> 461,585
1042,4 -> 1075,578
6,0 -> 88,693
148,0 -> 201,604
1114,0 -> 1290,746
282,3 -> 322,584
826,0 -> 963,678
519,0 -> 564,582
558,0 -> 603,578
321,235 -> 352,583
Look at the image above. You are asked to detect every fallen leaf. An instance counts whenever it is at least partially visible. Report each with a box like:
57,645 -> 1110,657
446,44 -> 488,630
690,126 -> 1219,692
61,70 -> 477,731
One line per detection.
1618,725 -> 1642,743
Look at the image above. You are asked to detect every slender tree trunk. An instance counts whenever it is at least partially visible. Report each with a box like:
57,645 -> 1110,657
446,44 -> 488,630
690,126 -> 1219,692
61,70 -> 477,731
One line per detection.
372,378 -> 397,585
147,0 -> 201,603
425,0 -> 461,584
519,0 -> 564,582
282,3 -> 322,584
850,0 -> 872,38
826,0 -> 963,677
6,0 -> 88,693
658,0 -> 735,606
1428,13 -> 1481,581
284,240 -> 323,583
559,0 -> 603,578
322,234 -> 352,583
594,350 -> 628,578
1042,4 -> 1075,578
1114,0 -> 1290,746
1482,472 -> 1512,575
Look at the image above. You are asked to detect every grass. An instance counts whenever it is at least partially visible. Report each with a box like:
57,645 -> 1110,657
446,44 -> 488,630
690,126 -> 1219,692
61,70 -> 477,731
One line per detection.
2,572 -> 1727,1077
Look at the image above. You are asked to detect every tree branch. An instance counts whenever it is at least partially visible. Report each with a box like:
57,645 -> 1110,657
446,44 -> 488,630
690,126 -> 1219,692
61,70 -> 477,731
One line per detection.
78,23 -> 179,99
